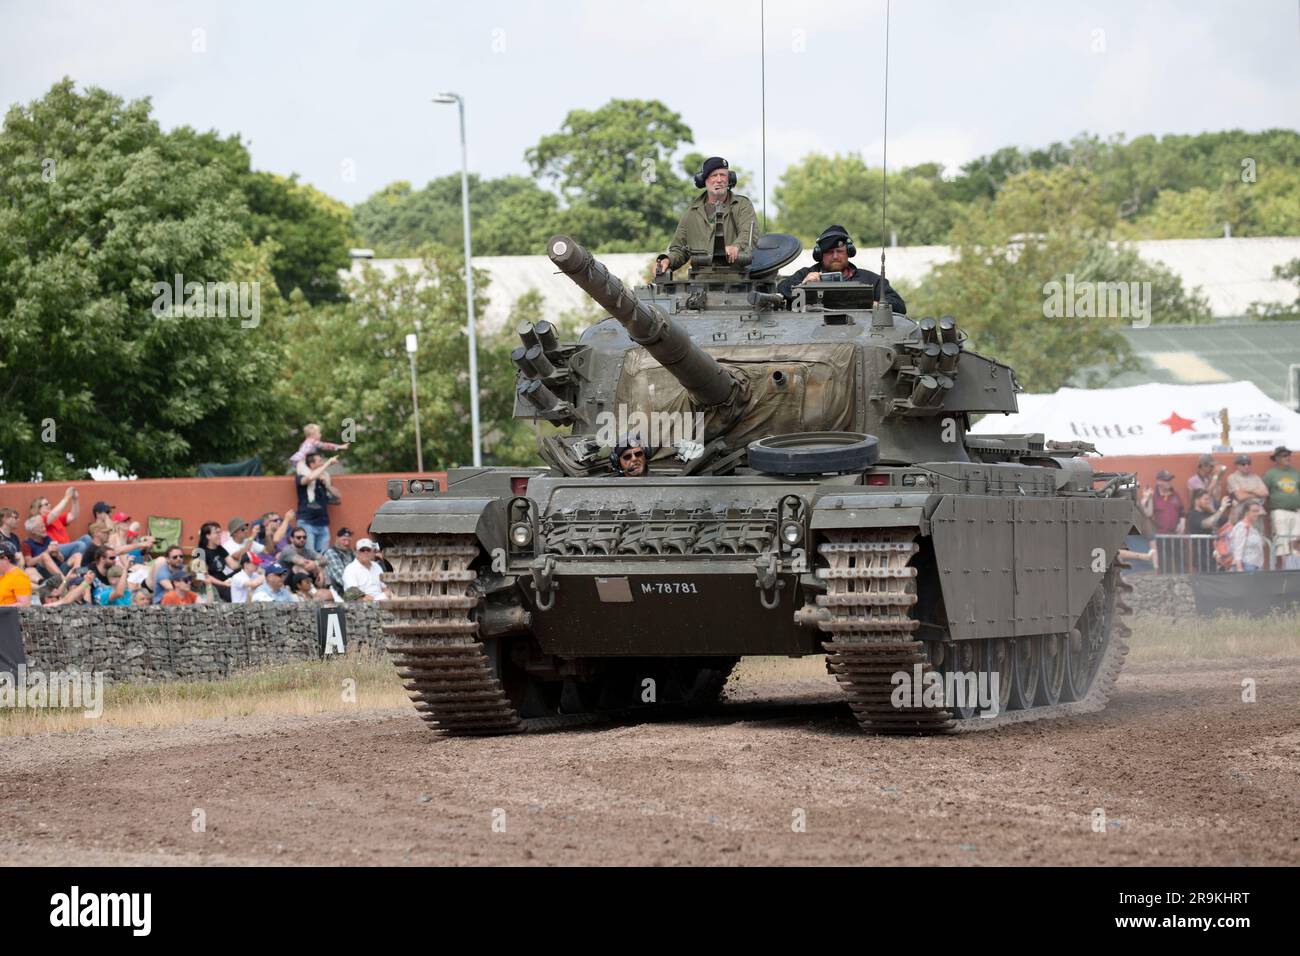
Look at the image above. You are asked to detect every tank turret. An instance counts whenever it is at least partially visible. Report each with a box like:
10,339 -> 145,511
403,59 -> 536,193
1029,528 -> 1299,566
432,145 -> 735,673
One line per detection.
547,235 -> 738,408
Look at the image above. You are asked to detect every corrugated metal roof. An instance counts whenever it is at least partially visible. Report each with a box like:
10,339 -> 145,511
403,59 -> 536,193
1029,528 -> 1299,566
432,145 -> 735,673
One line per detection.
1112,320 -> 1300,404
343,236 -> 1300,335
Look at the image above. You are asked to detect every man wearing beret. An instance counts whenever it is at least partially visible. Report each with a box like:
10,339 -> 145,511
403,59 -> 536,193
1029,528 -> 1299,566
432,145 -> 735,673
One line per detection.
654,156 -> 757,276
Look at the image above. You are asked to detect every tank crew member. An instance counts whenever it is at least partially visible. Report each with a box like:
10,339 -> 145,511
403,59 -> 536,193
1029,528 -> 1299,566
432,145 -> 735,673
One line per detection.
610,435 -> 649,477
654,157 -> 757,275
777,224 -> 907,314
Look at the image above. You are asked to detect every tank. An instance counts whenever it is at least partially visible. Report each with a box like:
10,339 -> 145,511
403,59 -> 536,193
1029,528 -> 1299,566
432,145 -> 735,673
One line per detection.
370,230 -> 1139,736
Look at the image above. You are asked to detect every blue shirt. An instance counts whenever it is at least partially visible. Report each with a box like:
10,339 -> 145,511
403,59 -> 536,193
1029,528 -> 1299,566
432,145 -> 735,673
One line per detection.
153,563 -> 183,603
252,582 -> 294,603
93,580 -> 132,606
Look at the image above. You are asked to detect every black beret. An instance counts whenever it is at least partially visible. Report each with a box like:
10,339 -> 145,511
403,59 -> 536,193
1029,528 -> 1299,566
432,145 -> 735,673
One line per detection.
700,156 -> 729,178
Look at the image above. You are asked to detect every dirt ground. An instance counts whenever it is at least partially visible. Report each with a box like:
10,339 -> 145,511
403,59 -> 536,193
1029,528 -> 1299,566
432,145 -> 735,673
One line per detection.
2,655 -> 1297,866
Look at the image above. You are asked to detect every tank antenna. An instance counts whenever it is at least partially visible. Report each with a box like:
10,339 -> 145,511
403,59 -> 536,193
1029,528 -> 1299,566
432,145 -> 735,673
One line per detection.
760,0 -> 767,232
878,0 -> 891,301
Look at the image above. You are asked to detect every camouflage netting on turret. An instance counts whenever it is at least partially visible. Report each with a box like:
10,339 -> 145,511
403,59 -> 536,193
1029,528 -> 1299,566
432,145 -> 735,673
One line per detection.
616,343 -> 856,448
16,604 -> 390,682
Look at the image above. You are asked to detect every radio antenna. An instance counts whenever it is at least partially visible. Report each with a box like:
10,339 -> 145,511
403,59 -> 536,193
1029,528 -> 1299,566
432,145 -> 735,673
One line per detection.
760,0 -> 767,232
879,0 -> 891,298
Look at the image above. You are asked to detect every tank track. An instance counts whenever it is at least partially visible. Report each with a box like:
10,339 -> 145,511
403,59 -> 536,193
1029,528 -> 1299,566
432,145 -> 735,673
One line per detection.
817,530 -> 954,734
382,534 -> 523,736
816,529 -> 1133,734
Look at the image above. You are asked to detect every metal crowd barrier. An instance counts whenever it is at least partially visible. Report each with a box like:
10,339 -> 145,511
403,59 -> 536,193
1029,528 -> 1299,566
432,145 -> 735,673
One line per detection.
1150,533 -> 1298,575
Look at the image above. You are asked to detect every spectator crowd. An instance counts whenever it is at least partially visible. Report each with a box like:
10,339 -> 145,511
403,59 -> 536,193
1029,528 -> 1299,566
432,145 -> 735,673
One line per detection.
1136,446 -> 1300,573
0,426 -> 396,608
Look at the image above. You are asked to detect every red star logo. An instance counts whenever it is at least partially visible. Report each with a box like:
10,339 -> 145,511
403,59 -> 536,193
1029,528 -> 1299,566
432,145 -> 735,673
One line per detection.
1160,411 -> 1196,434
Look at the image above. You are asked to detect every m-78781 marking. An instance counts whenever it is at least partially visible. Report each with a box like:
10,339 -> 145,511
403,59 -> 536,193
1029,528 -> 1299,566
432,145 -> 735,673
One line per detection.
641,582 -> 699,595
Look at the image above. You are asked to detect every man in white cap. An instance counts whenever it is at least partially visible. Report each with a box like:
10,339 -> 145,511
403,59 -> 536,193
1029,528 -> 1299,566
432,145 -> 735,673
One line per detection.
342,538 -> 390,601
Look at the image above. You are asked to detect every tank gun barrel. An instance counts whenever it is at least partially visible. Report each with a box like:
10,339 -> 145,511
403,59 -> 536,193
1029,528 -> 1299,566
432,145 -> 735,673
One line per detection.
547,235 -> 737,407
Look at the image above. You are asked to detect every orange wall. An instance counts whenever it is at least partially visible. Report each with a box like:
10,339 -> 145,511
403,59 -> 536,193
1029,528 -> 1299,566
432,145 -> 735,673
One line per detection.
0,473 -> 445,550
1091,452 -> 1258,501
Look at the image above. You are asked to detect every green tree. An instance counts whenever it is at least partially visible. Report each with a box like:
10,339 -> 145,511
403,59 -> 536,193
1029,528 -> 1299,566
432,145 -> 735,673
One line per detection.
0,79 -> 283,480
352,174 -> 558,257
1121,186 -> 1231,239
1244,166 -> 1300,236
912,168 -> 1211,393
169,128 -> 354,303
526,99 -> 694,251
950,129 -> 1300,230
269,251 -> 526,472
773,153 -> 960,247
243,172 -> 354,302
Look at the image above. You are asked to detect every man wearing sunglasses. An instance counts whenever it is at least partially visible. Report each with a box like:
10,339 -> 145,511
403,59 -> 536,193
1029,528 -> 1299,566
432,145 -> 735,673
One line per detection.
610,435 -> 649,477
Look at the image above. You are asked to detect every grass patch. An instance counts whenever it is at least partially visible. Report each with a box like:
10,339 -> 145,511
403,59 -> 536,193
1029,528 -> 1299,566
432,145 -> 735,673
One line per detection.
0,650 -> 409,738
1126,610 -> 1300,662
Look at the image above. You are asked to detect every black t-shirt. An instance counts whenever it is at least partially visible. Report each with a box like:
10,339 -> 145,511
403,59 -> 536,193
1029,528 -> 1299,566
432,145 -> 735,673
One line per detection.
296,477 -> 330,526
1188,509 -> 1225,534
202,546 -> 234,602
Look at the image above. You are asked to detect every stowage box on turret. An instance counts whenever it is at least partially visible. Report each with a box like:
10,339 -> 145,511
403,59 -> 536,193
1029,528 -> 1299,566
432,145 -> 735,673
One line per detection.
370,230 -> 1139,735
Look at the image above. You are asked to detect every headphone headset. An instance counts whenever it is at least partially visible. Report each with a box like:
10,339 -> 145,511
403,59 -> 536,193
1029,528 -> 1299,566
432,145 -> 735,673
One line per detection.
694,158 -> 738,189
812,225 -> 856,260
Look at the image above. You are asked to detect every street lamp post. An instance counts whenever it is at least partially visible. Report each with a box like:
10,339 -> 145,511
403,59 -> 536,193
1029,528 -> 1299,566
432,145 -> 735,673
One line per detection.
406,333 -> 423,473
433,91 -> 482,467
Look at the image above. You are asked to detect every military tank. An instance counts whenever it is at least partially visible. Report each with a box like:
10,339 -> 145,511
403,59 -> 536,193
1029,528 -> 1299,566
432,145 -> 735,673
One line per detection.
371,228 -> 1139,736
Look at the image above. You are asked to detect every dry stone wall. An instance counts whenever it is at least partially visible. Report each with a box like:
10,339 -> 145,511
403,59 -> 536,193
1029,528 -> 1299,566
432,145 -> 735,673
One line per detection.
17,603 -> 390,682
1124,573 -> 1197,619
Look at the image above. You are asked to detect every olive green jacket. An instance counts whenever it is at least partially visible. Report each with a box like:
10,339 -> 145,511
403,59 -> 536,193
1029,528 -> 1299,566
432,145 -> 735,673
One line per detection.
665,191 -> 758,270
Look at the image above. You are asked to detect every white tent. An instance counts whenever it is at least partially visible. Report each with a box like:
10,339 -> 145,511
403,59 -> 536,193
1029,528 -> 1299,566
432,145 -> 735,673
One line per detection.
971,381 -> 1300,457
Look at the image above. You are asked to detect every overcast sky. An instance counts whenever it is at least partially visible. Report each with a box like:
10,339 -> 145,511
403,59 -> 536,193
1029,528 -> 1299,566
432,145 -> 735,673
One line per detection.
4,0 -> 1298,211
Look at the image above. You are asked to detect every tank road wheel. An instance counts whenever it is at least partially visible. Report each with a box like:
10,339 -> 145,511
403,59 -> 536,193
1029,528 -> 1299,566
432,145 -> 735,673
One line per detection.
382,534 -> 523,736
1037,633 -> 1067,706
947,640 -> 982,720
985,638 -> 1013,715
1008,636 -> 1040,711
1064,566 -> 1116,702
1064,629 -> 1097,703
816,529 -> 954,735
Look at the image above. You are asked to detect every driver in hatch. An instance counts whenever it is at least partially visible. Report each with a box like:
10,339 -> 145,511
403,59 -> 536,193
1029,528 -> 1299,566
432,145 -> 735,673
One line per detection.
611,436 -> 649,477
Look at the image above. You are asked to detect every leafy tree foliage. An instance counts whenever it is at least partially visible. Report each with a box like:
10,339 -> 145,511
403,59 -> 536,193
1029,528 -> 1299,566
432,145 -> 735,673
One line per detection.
268,251 -> 526,472
526,99 -> 694,252
950,130 -> 1300,235
912,168 -> 1212,393
774,153 -> 960,247
169,127 -> 354,303
0,79 -> 283,480
352,174 -> 559,258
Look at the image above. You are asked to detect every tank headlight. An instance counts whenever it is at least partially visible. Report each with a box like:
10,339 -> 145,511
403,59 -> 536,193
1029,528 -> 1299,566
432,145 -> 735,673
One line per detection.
509,522 -> 533,547
780,520 -> 803,546
409,479 -> 426,495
